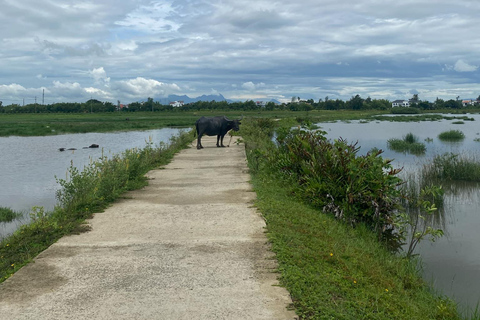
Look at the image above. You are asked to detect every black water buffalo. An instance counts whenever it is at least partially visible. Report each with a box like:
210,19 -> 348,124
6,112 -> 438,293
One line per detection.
195,116 -> 242,149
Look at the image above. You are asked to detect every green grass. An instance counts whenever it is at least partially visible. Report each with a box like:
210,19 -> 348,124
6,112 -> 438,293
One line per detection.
387,133 -> 426,155
438,130 -> 466,141
0,207 -> 21,223
0,130 -> 194,282
250,161 -> 460,319
241,118 -> 464,319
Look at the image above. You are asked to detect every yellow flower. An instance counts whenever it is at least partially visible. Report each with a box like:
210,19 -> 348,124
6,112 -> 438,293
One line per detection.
6,244 -> 9,247
354,280 -> 357,284
11,264 -> 14,267
330,253 -> 333,257
385,289 -> 389,292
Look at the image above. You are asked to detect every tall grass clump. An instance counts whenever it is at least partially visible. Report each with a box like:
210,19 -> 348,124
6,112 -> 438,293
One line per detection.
0,130 -> 194,283
438,130 -> 465,141
422,153 -> 480,182
0,207 -> 21,223
387,133 -> 426,155
240,119 -> 462,319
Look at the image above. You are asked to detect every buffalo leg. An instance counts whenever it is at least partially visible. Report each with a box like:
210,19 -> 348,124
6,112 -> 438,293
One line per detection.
197,134 -> 204,149
217,135 -> 226,147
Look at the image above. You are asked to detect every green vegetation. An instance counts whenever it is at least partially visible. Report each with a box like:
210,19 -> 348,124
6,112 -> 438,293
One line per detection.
397,184 -> 445,258
438,130 -> 466,142
391,106 -> 421,114
0,207 -> 21,223
387,133 -> 427,155
371,114 -> 475,123
241,118 -> 462,319
2,110 -> 479,318
422,153 -> 480,182
0,110 -> 386,137
0,130 -> 194,282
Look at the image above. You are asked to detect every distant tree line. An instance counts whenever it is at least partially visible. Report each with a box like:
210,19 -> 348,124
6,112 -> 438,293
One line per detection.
1,95 -> 479,114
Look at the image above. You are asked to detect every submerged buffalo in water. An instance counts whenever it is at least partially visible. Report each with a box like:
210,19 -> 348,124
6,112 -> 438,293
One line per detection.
195,116 -> 242,149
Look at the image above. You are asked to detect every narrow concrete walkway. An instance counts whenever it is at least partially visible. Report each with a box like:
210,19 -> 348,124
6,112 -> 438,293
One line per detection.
0,136 -> 296,320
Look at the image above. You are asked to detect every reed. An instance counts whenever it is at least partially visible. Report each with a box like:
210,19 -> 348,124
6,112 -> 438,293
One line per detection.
422,153 -> 480,182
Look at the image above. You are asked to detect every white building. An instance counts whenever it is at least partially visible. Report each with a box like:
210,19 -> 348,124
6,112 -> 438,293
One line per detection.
169,101 -> 184,107
391,100 -> 410,107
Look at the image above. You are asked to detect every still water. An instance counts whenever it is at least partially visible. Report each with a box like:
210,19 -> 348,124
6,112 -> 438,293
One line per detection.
318,115 -> 480,312
0,128 -> 188,238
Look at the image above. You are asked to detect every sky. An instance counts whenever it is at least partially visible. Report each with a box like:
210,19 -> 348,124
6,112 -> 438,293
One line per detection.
1,0 -> 479,105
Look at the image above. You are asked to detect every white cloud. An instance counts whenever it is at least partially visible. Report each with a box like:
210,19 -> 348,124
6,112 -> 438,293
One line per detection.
89,67 -> 110,86
1,0 -> 480,103
241,81 -> 266,91
114,77 -> 180,98
454,59 -> 478,72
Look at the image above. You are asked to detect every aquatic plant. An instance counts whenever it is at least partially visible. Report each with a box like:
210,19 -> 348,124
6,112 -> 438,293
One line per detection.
422,153 -> 480,182
387,133 -> 426,155
397,185 -> 445,258
438,130 -> 465,141
0,207 -> 20,223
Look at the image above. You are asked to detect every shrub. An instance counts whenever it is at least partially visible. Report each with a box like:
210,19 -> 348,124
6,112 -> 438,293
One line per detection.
273,128 -> 403,246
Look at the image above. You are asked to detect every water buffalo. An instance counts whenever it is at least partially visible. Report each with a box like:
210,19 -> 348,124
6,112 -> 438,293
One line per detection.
195,116 -> 242,149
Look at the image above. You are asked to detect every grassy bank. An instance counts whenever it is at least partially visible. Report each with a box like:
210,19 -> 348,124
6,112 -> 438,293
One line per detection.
241,118 -> 465,319
0,130 -> 194,282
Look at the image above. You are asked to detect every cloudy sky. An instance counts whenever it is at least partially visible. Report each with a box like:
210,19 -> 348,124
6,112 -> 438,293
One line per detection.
1,0 -> 479,104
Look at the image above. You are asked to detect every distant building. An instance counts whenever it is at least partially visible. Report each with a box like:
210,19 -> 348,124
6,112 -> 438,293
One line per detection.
169,101 -> 184,107
462,100 -> 475,107
255,101 -> 266,107
391,100 -> 410,107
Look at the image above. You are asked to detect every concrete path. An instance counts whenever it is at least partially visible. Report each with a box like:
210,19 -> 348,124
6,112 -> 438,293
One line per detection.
0,136 -> 296,320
